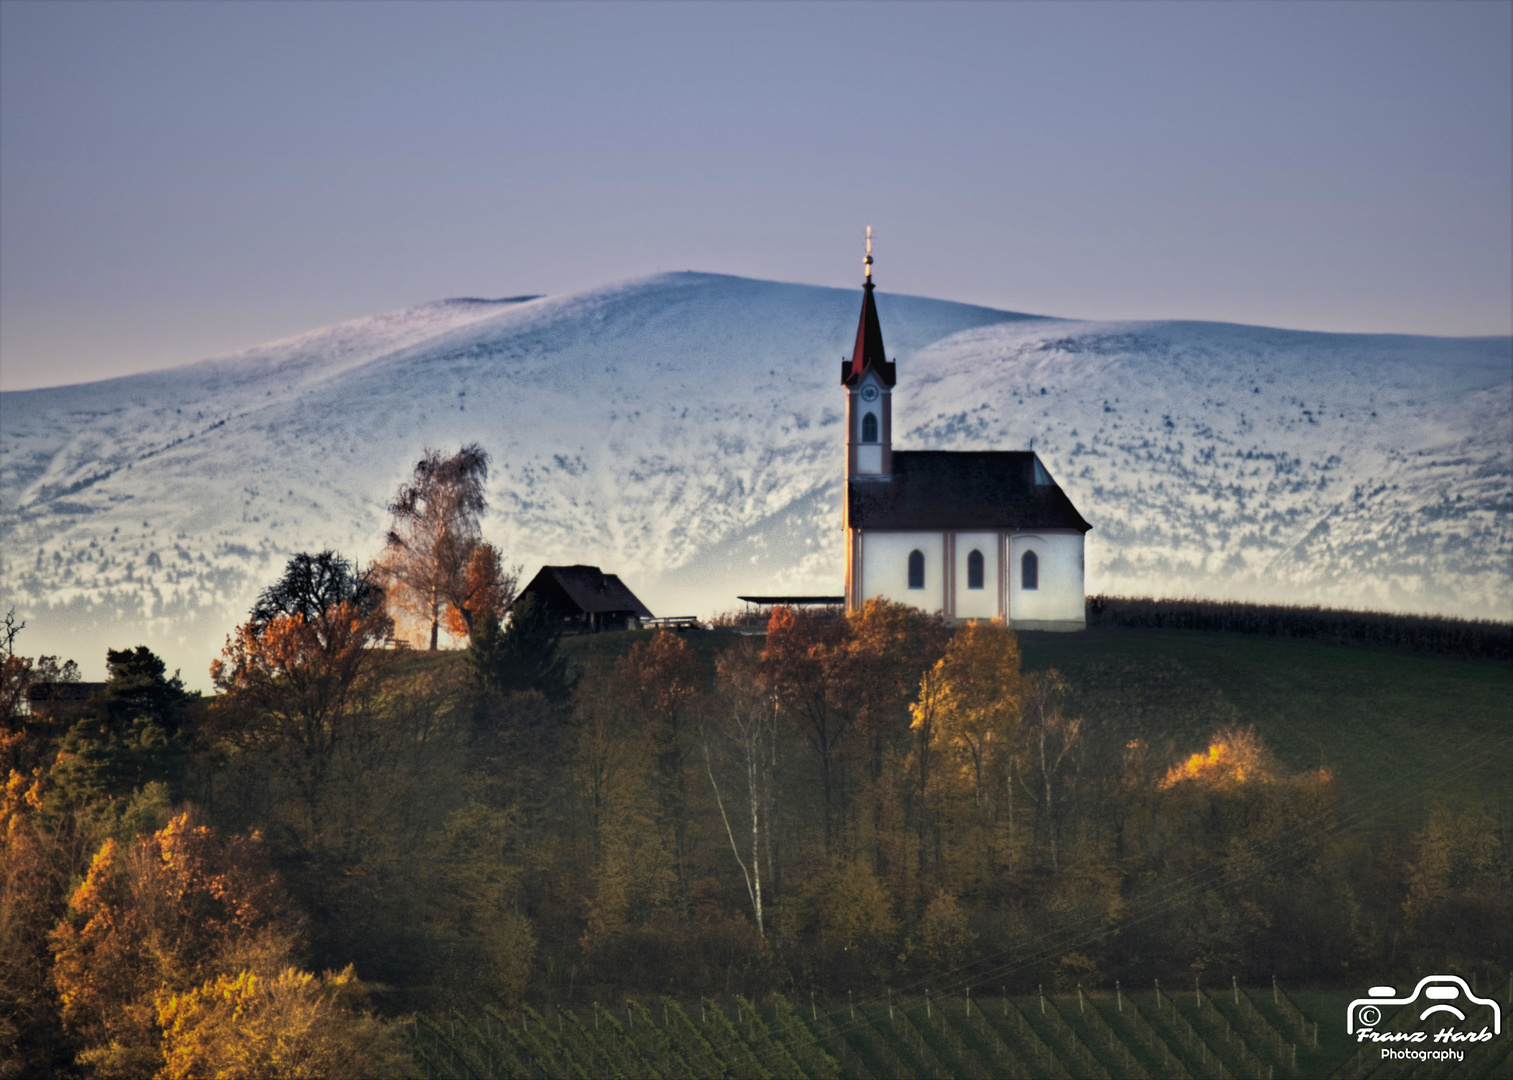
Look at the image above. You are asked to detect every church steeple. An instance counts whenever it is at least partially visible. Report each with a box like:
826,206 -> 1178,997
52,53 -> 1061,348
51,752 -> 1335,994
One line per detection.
841,226 -> 896,388
842,227 -> 893,484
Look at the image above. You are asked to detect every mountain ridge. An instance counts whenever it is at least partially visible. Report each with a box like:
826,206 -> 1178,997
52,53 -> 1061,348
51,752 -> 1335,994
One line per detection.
2,271 -> 1507,686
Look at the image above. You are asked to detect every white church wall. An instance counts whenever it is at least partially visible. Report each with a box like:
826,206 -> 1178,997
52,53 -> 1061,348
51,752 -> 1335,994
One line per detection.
1008,532 -> 1085,630
952,532 -> 1000,620
860,531 -> 945,613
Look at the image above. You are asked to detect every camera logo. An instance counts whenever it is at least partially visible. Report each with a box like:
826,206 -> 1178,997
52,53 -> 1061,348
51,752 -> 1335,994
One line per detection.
1347,975 -> 1501,1040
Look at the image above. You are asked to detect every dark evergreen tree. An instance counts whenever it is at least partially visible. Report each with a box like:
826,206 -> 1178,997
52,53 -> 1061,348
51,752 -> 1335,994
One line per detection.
99,646 -> 190,737
48,646 -> 195,804
467,595 -> 573,702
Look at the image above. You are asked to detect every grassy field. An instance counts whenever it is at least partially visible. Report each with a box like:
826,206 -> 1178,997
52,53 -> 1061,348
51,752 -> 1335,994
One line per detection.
406,987 -> 1513,1079
560,625 -> 748,676
1017,626 -> 1513,830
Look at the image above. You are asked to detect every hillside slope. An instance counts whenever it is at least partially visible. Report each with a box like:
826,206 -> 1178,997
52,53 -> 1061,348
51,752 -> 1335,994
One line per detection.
2,272 -> 1507,685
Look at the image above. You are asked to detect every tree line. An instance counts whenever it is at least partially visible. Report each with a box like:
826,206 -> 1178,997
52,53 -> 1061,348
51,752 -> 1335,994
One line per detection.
1086,594 -> 1512,660
3,444 -> 1508,1077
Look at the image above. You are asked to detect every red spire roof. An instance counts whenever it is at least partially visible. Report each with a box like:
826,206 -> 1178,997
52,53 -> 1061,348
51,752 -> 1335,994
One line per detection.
841,278 -> 896,388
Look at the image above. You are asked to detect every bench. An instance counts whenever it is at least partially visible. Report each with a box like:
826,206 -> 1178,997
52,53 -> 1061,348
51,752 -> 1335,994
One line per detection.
644,616 -> 702,631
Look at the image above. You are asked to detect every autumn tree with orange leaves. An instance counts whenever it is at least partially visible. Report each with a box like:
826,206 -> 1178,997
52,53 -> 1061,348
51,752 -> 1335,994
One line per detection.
840,598 -> 948,824
44,809 -> 409,1078
212,553 -> 393,785
929,620 -> 1023,809
211,599 -> 391,808
50,812 -> 297,1076
1,769 -> 66,1077
620,631 -> 704,892
209,556 -> 403,970
761,600 -> 946,854
760,605 -> 848,849
211,550 -> 532,1003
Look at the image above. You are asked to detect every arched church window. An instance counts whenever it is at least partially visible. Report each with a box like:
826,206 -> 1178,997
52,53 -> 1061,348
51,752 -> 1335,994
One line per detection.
861,412 -> 879,443
907,549 -> 925,589
1021,549 -> 1039,591
967,549 -> 984,590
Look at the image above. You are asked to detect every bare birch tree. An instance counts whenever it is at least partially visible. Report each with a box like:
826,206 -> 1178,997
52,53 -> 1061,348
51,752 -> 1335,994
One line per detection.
1017,668 -> 1082,873
701,642 -> 777,937
377,444 -> 516,649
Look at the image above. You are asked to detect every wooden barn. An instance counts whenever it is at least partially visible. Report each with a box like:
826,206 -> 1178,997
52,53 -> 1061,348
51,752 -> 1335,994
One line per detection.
514,564 -> 653,633
23,682 -> 105,719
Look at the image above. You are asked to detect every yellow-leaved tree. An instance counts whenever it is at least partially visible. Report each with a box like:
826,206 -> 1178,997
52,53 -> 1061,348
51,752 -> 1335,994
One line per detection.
50,813 -> 294,1076
909,619 -> 1023,889
49,811 -> 410,1077
156,967 -> 413,1080
930,620 -> 1023,810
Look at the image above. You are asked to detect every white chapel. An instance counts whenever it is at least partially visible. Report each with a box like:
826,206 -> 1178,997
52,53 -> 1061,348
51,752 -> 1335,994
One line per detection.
841,237 -> 1091,630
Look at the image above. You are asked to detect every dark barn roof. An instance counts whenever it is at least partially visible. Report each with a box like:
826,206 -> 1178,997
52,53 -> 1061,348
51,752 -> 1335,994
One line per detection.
26,682 -> 105,705
24,681 -> 106,718
848,452 -> 1091,532
517,565 -> 654,619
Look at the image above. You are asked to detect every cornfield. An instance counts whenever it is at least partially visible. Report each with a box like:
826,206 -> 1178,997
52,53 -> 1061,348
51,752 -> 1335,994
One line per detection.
1084,596 -> 1511,661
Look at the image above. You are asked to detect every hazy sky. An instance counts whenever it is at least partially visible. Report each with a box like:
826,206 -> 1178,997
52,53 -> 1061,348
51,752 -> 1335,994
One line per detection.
2,0 -> 1509,391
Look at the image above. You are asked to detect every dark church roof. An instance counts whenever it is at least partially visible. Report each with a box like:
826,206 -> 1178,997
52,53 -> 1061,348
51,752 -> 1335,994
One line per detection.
841,280 -> 896,388
516,565 -> 654,618
848,452 -> 1092,533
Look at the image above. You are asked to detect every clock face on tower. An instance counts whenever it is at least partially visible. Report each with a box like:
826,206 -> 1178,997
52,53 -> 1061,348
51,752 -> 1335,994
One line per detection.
860,384 -> 879,402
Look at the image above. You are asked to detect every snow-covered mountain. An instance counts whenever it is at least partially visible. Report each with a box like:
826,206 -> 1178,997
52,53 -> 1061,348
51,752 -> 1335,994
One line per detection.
2,272 -> 1509,687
